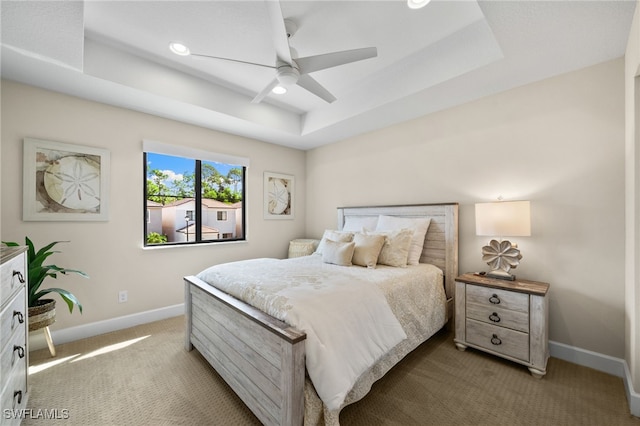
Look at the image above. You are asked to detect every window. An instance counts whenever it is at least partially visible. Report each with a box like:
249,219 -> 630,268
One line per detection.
143,140 -> 249,247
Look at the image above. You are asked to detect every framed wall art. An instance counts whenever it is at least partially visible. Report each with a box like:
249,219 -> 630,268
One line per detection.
264,171 -> 294,220
23,138 -> 110,221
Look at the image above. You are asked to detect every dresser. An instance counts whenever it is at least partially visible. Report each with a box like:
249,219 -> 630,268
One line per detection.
1,246 -> 29,424
454,273 -> 549,378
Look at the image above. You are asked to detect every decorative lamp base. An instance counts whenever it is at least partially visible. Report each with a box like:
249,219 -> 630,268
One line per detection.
481,239 -> 522,282
486,269 -> 517,281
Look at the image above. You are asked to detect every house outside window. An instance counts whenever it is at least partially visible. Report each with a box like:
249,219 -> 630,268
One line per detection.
143,140 -> 249,247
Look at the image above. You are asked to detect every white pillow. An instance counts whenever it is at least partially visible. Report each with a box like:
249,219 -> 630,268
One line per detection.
315,230 -> 354,255
352,232 -> 386,268
322,239 -> 356,266
365,228 -> 413,267
342,216 -> 379,233
375,215 -> 431,265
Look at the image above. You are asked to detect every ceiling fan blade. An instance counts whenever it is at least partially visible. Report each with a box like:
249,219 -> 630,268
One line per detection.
297,74 -> 336,103
190,53 -> 275,70
296,47 -> 378,75
264,0 -> 293,65
251,78 -> 280,104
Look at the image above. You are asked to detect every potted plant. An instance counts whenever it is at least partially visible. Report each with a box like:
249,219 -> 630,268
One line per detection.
2,237 -> 88,331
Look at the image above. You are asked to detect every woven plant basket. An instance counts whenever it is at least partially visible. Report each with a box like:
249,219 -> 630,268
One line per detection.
28,299 -> 56,332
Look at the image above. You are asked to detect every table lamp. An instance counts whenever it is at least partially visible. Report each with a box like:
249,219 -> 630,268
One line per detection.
475,200 -> 531,281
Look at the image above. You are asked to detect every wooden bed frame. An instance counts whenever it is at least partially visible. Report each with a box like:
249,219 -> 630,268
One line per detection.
184,203 -> 458,426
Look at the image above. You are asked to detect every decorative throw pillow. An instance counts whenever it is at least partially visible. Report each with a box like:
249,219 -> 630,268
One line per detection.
342,216 -> 379,233
352,232 -> 386,268
366,228 -> 413,267
315,230 -> 354,255
375,215 -> 431,265
322,239 -> 356,266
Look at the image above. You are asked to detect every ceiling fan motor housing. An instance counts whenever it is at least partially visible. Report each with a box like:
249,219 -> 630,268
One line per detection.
277,66 -> 300,86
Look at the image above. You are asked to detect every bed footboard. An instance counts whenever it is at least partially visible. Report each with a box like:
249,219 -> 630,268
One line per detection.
184,275 -> 306,426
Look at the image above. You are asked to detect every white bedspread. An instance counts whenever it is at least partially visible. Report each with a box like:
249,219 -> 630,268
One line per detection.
196,255 -> 440,411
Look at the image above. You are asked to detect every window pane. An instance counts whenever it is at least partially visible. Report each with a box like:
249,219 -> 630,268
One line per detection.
145,153 -> 195,244
144,152 -> 245,246
201,160 -> 244,241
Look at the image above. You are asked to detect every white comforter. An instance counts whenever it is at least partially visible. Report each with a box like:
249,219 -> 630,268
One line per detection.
196,255 -> 439,411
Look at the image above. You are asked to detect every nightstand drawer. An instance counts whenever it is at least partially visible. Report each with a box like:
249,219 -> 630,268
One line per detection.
467,284 -> 529,313
466,302 -> 529,333
466,319 -> 529,362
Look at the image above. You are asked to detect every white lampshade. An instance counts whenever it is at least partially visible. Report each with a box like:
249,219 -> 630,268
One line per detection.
475,201 -> 531,237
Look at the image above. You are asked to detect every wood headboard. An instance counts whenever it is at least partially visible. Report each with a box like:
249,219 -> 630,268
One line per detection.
337,203 -> 459,305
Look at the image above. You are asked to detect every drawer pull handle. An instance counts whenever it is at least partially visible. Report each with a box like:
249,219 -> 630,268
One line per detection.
13,311 -> 24,324
489,294 -> 501,304
13,390 -> 22,406
489,312 -> 501,323
13,270 -> 25,284
491,334 -> 502,346
13,345 -> 25,359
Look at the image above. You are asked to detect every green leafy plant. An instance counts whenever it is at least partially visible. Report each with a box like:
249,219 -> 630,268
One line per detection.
2,237 -> 89,314
146,232 -> 168,244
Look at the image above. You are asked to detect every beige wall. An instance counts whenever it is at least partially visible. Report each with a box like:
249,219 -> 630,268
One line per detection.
626,0 -> 640,395
0,80 -> 306,330
306,58 -> 626,358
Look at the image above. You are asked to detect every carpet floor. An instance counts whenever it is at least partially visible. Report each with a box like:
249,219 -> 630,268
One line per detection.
22,316 -> 640,425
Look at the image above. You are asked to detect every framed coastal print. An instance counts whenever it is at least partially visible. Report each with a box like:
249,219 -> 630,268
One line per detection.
264,172 -> 294,220
23,138 -> 110,221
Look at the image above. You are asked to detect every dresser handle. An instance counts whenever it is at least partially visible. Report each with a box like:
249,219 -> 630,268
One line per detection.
491,334 -> 502,345
13,345 -> 25,359
489,312 -> 501,323
13,311 -> 24,324
13,270 -> 25,284
13,390 -> 22,406
489,294 -> 501,304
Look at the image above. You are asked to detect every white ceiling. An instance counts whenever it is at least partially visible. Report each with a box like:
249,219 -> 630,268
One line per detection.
1,0 -> 636,150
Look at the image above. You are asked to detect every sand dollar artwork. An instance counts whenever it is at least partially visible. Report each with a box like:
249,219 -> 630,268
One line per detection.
44,155 -> 101,210
268,178 -> 289,214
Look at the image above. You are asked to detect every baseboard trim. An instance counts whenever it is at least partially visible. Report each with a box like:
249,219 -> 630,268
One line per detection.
623,362 -> 640,417
550,340 -> 639,418
29,303 -> 184,351
549,340 -> 625,377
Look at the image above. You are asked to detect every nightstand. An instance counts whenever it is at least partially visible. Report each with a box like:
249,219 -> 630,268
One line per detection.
454,273 -> 550,378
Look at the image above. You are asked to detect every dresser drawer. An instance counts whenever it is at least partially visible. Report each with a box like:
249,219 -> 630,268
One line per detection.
0,288 -> 27,348
467,284 -> 529,313
466,318 -> 529,362
0,323 -> 26,384
0,255 -> 26,308
466,302 -> 529,333
0,355 -> 27,420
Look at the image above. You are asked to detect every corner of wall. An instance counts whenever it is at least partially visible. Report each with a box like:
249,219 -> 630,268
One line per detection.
625,361 -> 640,417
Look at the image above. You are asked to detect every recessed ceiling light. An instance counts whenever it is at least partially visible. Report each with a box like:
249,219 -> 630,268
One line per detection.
407,0 -> 430,9
272,86 -> 287,95
169,42 -> 190,56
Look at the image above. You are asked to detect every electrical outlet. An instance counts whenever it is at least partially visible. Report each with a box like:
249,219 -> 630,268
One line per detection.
118,290 -> 128,303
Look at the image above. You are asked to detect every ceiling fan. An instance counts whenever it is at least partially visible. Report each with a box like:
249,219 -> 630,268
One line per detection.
187,0 -> 378,104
